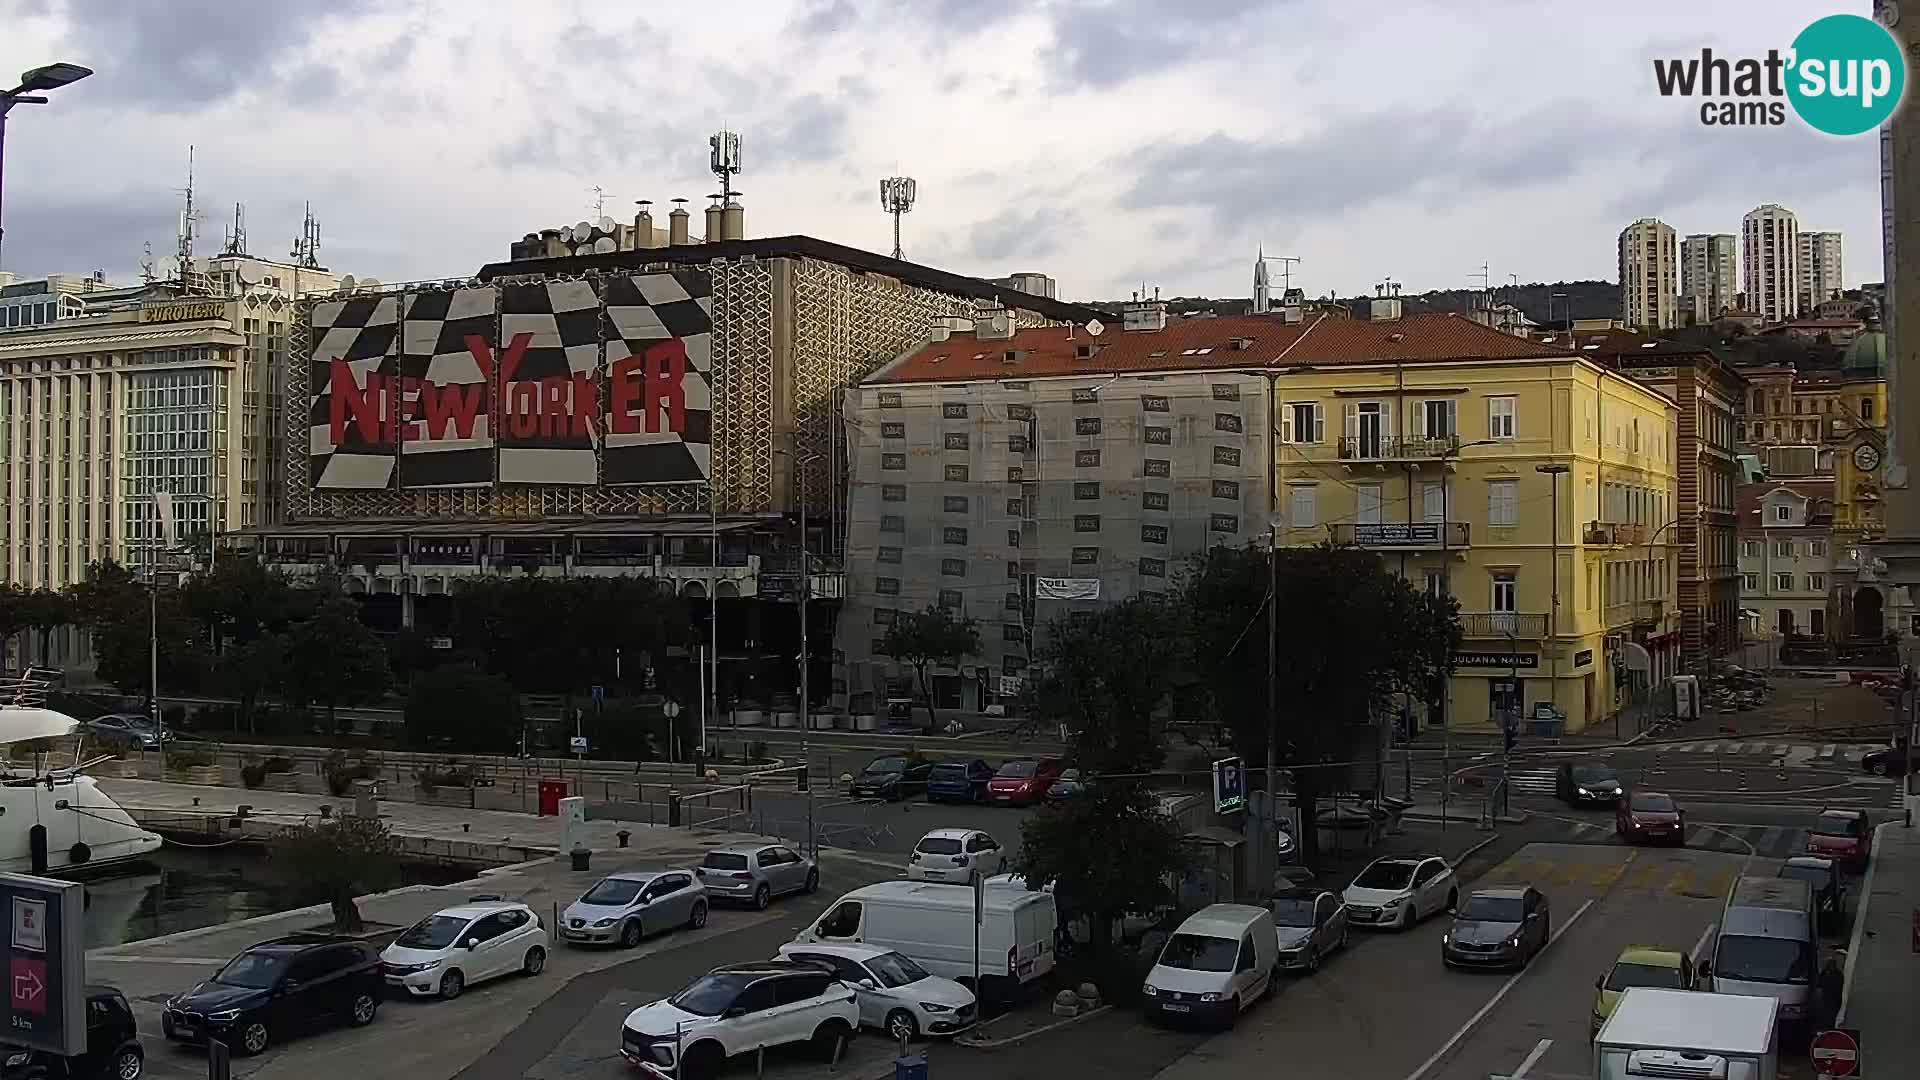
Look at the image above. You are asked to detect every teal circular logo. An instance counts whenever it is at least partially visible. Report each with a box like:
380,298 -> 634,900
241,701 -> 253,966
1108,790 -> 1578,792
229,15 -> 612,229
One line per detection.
1787,14 -> 1907,136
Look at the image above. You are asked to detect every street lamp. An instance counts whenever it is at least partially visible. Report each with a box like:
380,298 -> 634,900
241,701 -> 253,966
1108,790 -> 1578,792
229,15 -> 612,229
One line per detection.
1536,463 -> 1572,732
1,62 -> 93,267
1435,437 -> 1500,830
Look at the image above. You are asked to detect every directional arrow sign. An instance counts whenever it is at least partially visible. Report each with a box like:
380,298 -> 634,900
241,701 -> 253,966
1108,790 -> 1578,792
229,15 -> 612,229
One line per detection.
10,956 -> 46,1015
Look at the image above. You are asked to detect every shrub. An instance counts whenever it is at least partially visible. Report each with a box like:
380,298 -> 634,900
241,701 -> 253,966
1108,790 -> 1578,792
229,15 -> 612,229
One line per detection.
240,763 -> 268,788
322,750 -> 376,796
414,763 -> 473,791
165,748 -> 214,771
263,755 -> 294,774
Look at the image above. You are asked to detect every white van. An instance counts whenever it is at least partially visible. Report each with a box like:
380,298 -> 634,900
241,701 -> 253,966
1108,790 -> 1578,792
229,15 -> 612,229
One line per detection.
1141,904 -> 1277,1027
1705,876 -> 1818,1031
794,881 -> 1056,999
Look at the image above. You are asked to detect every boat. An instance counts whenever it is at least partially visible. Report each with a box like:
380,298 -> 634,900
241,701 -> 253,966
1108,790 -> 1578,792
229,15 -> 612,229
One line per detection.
0,671 -> 164,875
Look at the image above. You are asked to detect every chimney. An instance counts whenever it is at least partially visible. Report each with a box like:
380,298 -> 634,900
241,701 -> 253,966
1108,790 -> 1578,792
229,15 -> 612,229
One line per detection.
540,228 -> 567,258
974,304 -> 1015,340
1281,287 -> 1305,324
721,197 -> 745,241
668,199 -> 691,246
1370,281 -> 1403,321
633,201 -> 655,249
1075,342 -> 1099,361
704,195 -> 724,244
929,324 -> 952,342
1122,299 -> 1168,332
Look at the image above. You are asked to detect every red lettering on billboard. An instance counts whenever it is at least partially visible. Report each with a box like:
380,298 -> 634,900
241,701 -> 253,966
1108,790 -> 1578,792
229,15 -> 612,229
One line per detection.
328,363 -> 385,444
609,340 -> 688,435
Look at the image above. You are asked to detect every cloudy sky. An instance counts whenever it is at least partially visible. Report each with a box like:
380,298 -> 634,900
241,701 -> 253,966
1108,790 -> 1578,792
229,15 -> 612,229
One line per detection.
0,0 -> 1890,303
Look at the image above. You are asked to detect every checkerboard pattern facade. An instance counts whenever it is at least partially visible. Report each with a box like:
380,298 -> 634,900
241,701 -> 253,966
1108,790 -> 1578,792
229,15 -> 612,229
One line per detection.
603,271 -> 714,485
307,294 -> 400,489
498,280 -> 602,485
399,286 -> 496,489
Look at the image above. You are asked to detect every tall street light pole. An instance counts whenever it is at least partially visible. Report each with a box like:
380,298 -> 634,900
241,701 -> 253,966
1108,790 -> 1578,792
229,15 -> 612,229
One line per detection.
1437,437 -> 1500,830
1537,463 -> 1572,733
0,63 -> 93,268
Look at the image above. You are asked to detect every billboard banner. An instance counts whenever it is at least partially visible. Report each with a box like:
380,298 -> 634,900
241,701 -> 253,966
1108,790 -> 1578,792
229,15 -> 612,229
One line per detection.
398,287 -> 496,489
309,294 -> 401,489
497,280 -> 602,486
603,272 -> 714,485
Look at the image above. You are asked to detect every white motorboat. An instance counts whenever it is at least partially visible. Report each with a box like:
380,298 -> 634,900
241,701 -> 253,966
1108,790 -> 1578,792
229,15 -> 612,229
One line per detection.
0,673 -> 164,875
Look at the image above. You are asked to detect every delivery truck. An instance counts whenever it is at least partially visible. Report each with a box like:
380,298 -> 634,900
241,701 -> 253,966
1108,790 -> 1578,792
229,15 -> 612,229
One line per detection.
1593,988 -> 1777,1080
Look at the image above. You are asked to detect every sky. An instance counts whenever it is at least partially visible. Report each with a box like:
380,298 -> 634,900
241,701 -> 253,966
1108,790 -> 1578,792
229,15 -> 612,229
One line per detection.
0,0 -> 1892,304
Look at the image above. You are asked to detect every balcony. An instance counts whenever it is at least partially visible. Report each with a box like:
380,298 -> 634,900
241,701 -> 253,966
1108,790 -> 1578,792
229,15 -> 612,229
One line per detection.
1331,521 -> 1470,550
1584,521 -> 1652,546
1459,612 -> 1548,638
1605,599 -> 1665,628
1338,433 -> 1460,463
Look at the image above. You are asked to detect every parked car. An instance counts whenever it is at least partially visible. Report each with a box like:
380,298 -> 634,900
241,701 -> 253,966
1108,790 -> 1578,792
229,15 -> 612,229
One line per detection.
1045,768 -> 1091,801
1341,855 -> 1457,930
1861,740 -> 1909,777
1804,808 -> 1871,871
986,759 -> 1063,805
79,714 -> 170,750
848,756 -> 937,801
1141,904 -> 1277,1028
379,898 -> 548,1000
778,943 -> 977,1040
1267,889 -> 1348,973
161,938 -> 382,1056
1616,790 -> 1685,846
1591,947 -> 1693,1035
905,829 -> 1005,883
559,870 -> 708,947
2,986 -> 143,1079
1776,856 -> 1846,934
1441,886 -> 1550,969
619,960 -> 858,1080
924,760 -> 993,804
696,844 -> 818,909
1555,763 -> 1624,806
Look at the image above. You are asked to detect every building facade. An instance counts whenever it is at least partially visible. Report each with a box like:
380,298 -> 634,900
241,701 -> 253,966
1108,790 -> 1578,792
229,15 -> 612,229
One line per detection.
1618,218 -> 1679,330
1681,234 -> 1737,325
1742,204 -> 1801,325
1739,481 -> 1835,638
0,272 -> 115,330
1797,230 -> 1844,315
841,307 -> 1681,734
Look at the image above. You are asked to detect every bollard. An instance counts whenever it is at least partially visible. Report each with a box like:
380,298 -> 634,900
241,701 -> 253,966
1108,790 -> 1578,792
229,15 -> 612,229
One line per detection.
668,790 -> 682,827
617,829 -> 631,848
570,844 -> 591,871
797,761 -> 810,792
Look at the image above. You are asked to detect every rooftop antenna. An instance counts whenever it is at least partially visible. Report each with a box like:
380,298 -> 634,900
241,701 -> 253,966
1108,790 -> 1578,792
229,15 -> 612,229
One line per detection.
222,202 -> 247,257
139,242 -> 157,285
709,129 -> 742,204
589,185 -> 609,221
175,146 -> 203,293
878,176 -> 917,260
289,202 -> 322,269
1263,254 -> 1301,293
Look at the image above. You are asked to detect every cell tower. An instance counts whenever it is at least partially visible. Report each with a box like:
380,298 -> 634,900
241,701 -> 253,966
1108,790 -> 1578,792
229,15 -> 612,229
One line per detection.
879,176 -> 917,260
175,146 -> 204,293
139,242 -> 157,284
709,130 -> 741,203
222,202 -> 248,257
289,202 -> 322,268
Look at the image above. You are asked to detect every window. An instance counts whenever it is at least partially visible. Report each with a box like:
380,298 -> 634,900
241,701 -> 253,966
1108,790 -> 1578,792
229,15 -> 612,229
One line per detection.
1741,540 -> 1760,557
880,515 -> 905,533
1284,402 -> 1325,444
1007,529 -> 1021,547
943,402 -> 968,419
1773,504 -> 1791,522
881,453 -> 906,471
881,421 -> 906,439
944,432 -> 969,450
1144,425 -> 1171,445
1071,388 -> 1099,404
1421,399 -> 1456,439
1006,497 -> 1026,516
1355,484 -> 1382,525
1213,445 -> 1240,467
1007,403 -> 1033,421
941,558 -> 966,577
1861,397 -> 1876,420
1071,547 -> 1099,565
1743,573 -> 1760,591
1487,479 -> 1518,526
1003,593 -> 1023,611
882,484 -> 907,502
878,392 -> 902,409
878,546 -> 902,563
1141,395 -> 1170,413
1809,541 -> 1826,557
1774,540 -> 1794,558
1003,624 -> 1026,643
1214,412 -> 1243,434
945,464 -> 969,482
1075,449 -> 1101,468
1074,515 -> 1100,532
1488,396 -> 1516,439
1008,433 -> 1029,453
1288,485 -> 1316,528
943,527 -> 968,545
1811,609 -> 1825,636
1421,481 -> 1449,523
875,577 -> 900,595
1140,557 -> 1166,577
1212,479 -> 1240,500
1142,490 -> 1170,511
1007,466 -> 1025,482
1074,481 -> 1101,500
1807,574 -> 1825,591
1144,458 -> 1171,477
1141,523 -> 1168,544
943,495 -> 968,513
1775,573 -> 1794,590
1210,513 -> 1239,533
1075,417 -> 1102,436
1491,573 -> 1517,614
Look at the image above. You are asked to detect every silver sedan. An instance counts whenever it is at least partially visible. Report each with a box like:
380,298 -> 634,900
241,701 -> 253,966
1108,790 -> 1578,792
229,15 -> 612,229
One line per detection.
1269,889 -> 1349,973
695,843 -> 819,909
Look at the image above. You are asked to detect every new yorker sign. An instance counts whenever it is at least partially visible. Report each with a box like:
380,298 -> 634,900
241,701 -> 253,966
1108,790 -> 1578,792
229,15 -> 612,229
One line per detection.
139,301 -> 227,324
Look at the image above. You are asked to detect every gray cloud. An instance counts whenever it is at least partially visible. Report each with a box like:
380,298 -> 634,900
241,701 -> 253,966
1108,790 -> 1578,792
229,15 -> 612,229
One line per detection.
1044,0 -> 1275,89
2,188 -> 180,282
757,94 -> 851,166
1605,121 -> 1878,220
790,0 -> 857,37
963,205 -> 1085,263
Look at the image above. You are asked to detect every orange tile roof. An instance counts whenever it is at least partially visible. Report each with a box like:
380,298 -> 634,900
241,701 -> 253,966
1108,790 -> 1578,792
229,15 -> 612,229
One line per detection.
868,312 -> 1574,384
1737,479 -> 1835,531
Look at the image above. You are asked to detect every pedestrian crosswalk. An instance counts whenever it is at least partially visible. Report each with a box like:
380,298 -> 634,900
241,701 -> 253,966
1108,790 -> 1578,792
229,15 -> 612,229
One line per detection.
1524,818 -> 1813,861
1641,741 -> 1876,763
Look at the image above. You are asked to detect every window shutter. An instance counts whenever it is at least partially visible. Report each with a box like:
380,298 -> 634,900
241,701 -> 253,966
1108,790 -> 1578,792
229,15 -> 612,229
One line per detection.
1313,404 -> 1325,444
1344,402 -> 1359,437
1381,402 -> 1393,438
1415,403 -> 1428,439
1280,406 -> 1293,443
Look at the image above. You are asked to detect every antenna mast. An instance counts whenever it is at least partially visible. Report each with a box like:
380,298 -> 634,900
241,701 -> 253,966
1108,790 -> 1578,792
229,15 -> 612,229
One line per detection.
1264,254 -> 1301,293
175,146 -> 204,293
879,176 -> 917,260
290,203 -> 322,269
589,185 -> 609,221
709,130 -> 741,204
140,242 -> 157,285
222,203 -> 248,257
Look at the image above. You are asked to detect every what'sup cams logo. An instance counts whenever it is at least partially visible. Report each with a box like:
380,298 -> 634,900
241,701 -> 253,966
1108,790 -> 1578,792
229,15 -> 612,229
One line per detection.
1653,11 -> 1908,135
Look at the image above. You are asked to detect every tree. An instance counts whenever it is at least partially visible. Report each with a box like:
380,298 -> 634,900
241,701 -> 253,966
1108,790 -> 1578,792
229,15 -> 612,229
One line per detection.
212,635 -> 287,734
20,589 -> 73,668
878,605 -> 980,730
278,595 -> 390,734
1183,544 -> 1458,869
181,555 -> 303,650
1011,784 -> 1186,956
448,577 -> 692,696
66,562 -> 208,701
0,583 -> 30,672
404,665 -> 522,751
270,815 -> 400,931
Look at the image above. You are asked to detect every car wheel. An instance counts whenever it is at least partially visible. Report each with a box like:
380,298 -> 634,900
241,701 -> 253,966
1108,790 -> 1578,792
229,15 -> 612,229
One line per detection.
620,919 -> 644,948
1307,946 -> 1321,973
886,1008 -> 920,1042
1871,759 -> 1889,776
237,1021 -> 270,1057
680,1042 -> 724,1080
688,900 -> 709,930
348,991 -> 379,1025
754,883 -> 771,910
523,946 -> 547,976
811,1019 -> 853,1060
1339,925 -> 1350,950
113,1047 -> 143,1080
439,969 -> 465,1000
1445,889 -> 1458,915
804,867 -> 819,893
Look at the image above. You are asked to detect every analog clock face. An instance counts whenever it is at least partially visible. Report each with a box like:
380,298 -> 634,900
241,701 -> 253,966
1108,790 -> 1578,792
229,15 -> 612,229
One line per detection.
1854,443 -> 1882,472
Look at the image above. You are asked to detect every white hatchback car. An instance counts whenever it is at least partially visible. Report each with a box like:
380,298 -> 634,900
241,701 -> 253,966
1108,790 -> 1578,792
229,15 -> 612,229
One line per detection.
905,829 -> 1005,883
778,942 -> 977,1040
380,898 -> 549,999
1341,855 -> 1458,931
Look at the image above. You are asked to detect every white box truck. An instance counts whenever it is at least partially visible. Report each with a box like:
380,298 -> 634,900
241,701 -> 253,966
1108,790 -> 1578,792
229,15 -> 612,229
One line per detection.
794,880 -> 1057,999
1593,988 -> 1777,1080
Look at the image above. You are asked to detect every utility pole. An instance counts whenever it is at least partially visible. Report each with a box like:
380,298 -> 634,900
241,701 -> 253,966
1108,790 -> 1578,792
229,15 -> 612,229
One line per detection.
1537,463 -> 1572,731
797,456 -> 816,857
1440,454 -> 1451,832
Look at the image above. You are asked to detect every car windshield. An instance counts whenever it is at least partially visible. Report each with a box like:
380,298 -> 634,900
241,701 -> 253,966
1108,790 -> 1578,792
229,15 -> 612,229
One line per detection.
1270,898 -> 1317,927
1779,865 -> 1828,889
1632,794 -> 1677,813
1057,769 -> 1081,782
1713,934 -> 1812,985
669,973 -> 754,1016
865,952 -> 930,988
916,836 -> 964,855
997,761 -> 1037,778
1158,933 -> 1239,972
1606,961 -> 1685,991
1571,767 -> 1617,782
1353,861 -> 1417,890
929,764 -> 967,778
702,852 -> 750,871
1458,896 -> 1525,922
581,878 -> 646,905
396,914 -> 470,949
214,952 -> 287,990
865,757 -> 907,774
1813,813 -> 1860,837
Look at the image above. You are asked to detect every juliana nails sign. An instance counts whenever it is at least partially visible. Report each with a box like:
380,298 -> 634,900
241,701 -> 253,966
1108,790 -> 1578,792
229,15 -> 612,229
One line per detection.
140,301 -> 226,324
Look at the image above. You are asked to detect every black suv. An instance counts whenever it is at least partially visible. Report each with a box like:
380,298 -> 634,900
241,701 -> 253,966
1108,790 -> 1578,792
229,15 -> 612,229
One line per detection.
162,937 -> 382,1056
2,986 -> 142,1079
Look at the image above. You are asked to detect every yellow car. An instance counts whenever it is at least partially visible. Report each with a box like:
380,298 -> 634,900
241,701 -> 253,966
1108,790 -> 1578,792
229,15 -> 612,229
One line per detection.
1591,947 -> 1694,1036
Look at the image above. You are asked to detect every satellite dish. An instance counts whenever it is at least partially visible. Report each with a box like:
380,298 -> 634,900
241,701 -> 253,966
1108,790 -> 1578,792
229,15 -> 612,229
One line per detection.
359,278 -> 382,290
338,274 -> 358,292
235,263 -> 262,286
559,225 -> 575,243
1084,319 -> 1105,337
593,236 -> 616,254
574,221 -> 593,237
599,216 -> 616,232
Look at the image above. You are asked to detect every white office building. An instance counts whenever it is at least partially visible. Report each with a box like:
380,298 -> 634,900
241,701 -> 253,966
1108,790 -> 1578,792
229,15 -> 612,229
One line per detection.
1681,234 -> 1737,324
1742,204 -> 1800,324
1618,218 -> 1678,330
1797,231 -> 1844,315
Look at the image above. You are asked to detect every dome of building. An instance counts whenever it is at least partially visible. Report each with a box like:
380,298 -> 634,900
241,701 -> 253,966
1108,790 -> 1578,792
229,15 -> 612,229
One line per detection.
1843,329 -> 1886,375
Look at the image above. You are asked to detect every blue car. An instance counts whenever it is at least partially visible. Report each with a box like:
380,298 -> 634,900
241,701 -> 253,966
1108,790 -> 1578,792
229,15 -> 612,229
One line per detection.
925,759 -> 993,804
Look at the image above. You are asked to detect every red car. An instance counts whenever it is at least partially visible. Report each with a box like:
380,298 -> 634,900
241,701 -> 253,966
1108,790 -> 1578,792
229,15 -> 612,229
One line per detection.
1616,790 -> 1685,845
986,759 -> 1063,805
1805,808 -> 1871,871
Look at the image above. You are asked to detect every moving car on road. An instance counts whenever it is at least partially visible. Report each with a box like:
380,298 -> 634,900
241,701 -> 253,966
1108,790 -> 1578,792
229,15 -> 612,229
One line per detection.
1441,886 -> 1549,969
924,760 -> 993,804
906,829 -> 1005,883
848,756 -> 936,801
1861,740 -> 1909,777
778,943 -> 977,1040
1267,889 -> 1347,973
696,844 -> 818,909
1804,808 -> 1871,872
1775,857 -> 1845,935
1616,790 -> 1685,845
986,759 -> 1063,805
559,869 -> 708,947
1141,904 -> 1277,1028
620,961 -> 858,1080
2,986 -> 143,1079
1590,947 -> 1693,1036
78,713 -> 171,751
1554,763 -> 1623,806
162,938 -> 381,1056
1342,855 -> 1457,931
380,898 -> 548,999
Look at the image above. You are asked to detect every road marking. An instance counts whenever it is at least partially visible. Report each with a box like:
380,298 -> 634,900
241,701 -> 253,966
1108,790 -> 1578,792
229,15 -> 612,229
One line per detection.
1400,898 -> 1595,1080
1819,743 -> 1838,759
1725,742 -> 1746,754
1509,1038 -> 1553,1080
90,955 -> 229,966
1836,820 -> 1888,1026
1689,921 -> 1717,970
1755,826 -> 1784,856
